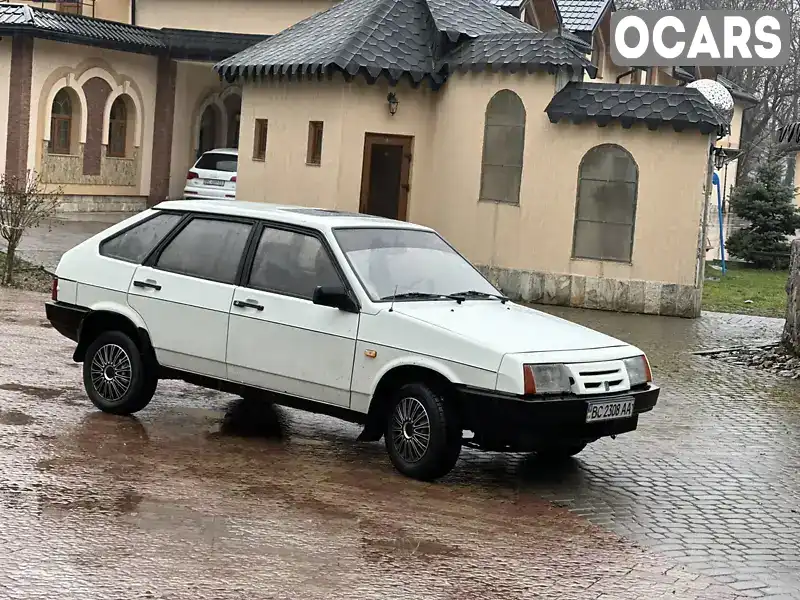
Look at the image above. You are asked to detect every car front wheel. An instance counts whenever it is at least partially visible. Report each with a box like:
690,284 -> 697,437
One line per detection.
384,382 -> 461,481
83,331 -> 157,415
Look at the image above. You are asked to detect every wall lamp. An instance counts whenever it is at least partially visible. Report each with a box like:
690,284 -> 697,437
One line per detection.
387,92 -> 399,116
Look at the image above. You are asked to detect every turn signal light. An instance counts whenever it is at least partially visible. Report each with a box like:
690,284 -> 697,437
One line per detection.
186,171 -> 198,180
51,277 -> 58,301
231,175 -> 237,182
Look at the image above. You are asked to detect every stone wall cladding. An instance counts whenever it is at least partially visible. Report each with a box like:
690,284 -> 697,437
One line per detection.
149,55 -> 177,206
40,141 -> 139,186
477,265 -> 702,318
6,35 -> 34,179
56,194 -> 147,213
82,77 -> 112,176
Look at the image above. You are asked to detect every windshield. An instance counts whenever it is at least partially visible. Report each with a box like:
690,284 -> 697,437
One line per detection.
333,227 -> 500,301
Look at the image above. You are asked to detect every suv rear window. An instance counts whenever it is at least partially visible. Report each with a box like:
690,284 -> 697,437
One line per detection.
194,153 -> 237,172
100,212 -> 183,264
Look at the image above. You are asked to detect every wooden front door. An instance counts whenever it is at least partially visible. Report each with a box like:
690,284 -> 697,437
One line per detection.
359,133 -> 412,221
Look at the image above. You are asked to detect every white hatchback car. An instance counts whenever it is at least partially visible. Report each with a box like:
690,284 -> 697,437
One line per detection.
183,148 -> 238,200
46,201 -> 659,481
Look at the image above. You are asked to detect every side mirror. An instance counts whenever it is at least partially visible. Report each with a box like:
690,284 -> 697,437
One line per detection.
312,285 -> 358,313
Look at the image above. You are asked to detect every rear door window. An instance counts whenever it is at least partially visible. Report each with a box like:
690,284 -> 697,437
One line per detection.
194,153 -> 237,172
100,212 -> 183,264
154,217 -> 252,284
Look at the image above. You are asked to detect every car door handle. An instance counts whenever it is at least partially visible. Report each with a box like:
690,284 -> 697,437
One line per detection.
234,299 -> 264,311
133,279 -> 161,291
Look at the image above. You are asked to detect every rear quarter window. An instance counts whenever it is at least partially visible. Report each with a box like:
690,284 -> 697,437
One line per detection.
194,153 -> 237,172
100,212 -> 183,264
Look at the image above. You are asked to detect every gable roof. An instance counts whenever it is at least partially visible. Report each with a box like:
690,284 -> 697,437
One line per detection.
214,0 -> 595,87
556,0 -> 612,33
545,82 -> 728,135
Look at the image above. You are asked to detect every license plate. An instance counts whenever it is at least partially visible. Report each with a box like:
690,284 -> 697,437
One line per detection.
205,179 -> 224,186
586,398 -> 634,423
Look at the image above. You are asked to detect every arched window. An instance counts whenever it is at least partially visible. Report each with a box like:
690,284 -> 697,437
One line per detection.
49,89 -> 73,155
572,144 -> 639,262
108,97 -> 128,158
479,90 -> 526,204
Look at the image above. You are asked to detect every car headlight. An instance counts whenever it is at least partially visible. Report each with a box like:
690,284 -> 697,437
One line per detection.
624,355 -> 653,387
523,364 -> 571,395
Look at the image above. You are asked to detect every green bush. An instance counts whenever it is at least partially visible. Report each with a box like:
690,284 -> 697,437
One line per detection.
726,156 -> 800,270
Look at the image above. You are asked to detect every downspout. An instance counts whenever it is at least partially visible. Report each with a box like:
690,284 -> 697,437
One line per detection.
131,0 -> 136,25
695,135 -> 715,315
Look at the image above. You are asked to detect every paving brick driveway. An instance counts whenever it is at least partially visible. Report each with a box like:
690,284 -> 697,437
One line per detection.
0,216 -> 798,599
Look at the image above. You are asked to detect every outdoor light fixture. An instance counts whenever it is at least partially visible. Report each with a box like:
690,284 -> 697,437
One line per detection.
387,92 -> 399,116
711,146 -> 740,170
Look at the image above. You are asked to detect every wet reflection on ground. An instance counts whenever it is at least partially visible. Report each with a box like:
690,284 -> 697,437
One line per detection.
1,288 -> 798,599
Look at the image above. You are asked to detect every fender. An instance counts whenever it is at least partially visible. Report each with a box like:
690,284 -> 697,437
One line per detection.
73,302 -> 151,363
367,355 -> 465,400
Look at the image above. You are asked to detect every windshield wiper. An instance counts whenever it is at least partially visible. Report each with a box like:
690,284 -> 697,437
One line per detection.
380,292 -> 446,301
446,290 -> 509,303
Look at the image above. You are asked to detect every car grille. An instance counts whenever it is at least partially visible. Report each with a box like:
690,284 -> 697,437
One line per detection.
565,360 -> 630,395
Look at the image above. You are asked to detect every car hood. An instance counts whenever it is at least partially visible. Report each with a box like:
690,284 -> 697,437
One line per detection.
391,300 -> 628,354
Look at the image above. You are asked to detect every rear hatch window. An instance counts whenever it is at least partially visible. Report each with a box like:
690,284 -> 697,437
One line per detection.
195,153 -> 237,172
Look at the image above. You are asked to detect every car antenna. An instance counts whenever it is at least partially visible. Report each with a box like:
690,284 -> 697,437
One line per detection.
388,285 -> 398,312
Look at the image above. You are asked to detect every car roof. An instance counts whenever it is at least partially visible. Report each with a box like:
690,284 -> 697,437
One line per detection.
199,148 -> 238,156
153,200 -> 434,232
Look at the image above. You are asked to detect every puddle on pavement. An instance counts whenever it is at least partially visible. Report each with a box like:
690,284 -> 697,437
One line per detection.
360,534 -> 459,561
0,409 -> 35,426
0,382 -> 67,400
37,486 -> 144,516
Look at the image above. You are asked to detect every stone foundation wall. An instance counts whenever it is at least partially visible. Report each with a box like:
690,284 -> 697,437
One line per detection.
56,194 -> 147,213
477,266 -> 702,318
40,142 -> 139,187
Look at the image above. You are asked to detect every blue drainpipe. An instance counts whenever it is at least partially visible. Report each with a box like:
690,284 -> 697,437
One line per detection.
711,171 -> 726,275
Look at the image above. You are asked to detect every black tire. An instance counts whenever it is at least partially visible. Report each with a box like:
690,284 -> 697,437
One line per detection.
82,330 -> 157,415
536,441 -> 587,460
384,382 -> 461,481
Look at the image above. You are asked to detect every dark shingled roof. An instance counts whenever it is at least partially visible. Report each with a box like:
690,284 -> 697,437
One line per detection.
545,82 -> 728,134
214,0 -> 595,87
438,31 -> 596,77
0,4 -> 267,59
487,0 -> 526,8
0,3 -> 164,52
556,0 -> 611,33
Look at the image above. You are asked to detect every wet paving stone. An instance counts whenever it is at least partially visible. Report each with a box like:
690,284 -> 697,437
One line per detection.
0,284 -> 799,598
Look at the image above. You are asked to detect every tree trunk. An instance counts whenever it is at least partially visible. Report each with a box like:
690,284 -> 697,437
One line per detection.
782,239 -> 800,353
2,241 -> 16,286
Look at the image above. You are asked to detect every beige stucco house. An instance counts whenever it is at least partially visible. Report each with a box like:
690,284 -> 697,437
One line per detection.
0,0 -> 754,318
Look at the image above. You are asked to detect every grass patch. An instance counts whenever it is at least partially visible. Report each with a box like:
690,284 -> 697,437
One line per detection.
702,260 -> 788,318
0,251 -> 52,294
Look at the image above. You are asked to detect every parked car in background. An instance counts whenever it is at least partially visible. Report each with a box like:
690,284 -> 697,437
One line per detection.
183,148 -> 238,200
45,201 -> 659,482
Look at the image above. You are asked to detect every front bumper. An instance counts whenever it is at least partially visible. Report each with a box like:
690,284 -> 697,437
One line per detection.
45,301 -> 88,342
456,383 -> 659,451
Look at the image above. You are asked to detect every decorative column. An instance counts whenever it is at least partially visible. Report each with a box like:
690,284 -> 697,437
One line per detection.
148,54 -> 177,206
5,35 -> 34,180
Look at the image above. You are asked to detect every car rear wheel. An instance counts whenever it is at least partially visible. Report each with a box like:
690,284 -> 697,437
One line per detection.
83,331 -> 157,415
384,382 -> 461,481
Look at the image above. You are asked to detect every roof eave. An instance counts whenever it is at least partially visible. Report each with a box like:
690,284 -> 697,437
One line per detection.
0,25 -> 164,55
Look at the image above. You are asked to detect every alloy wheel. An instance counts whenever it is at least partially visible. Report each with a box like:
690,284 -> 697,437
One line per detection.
89,343 -> 132,402
390,396 -> 431,463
